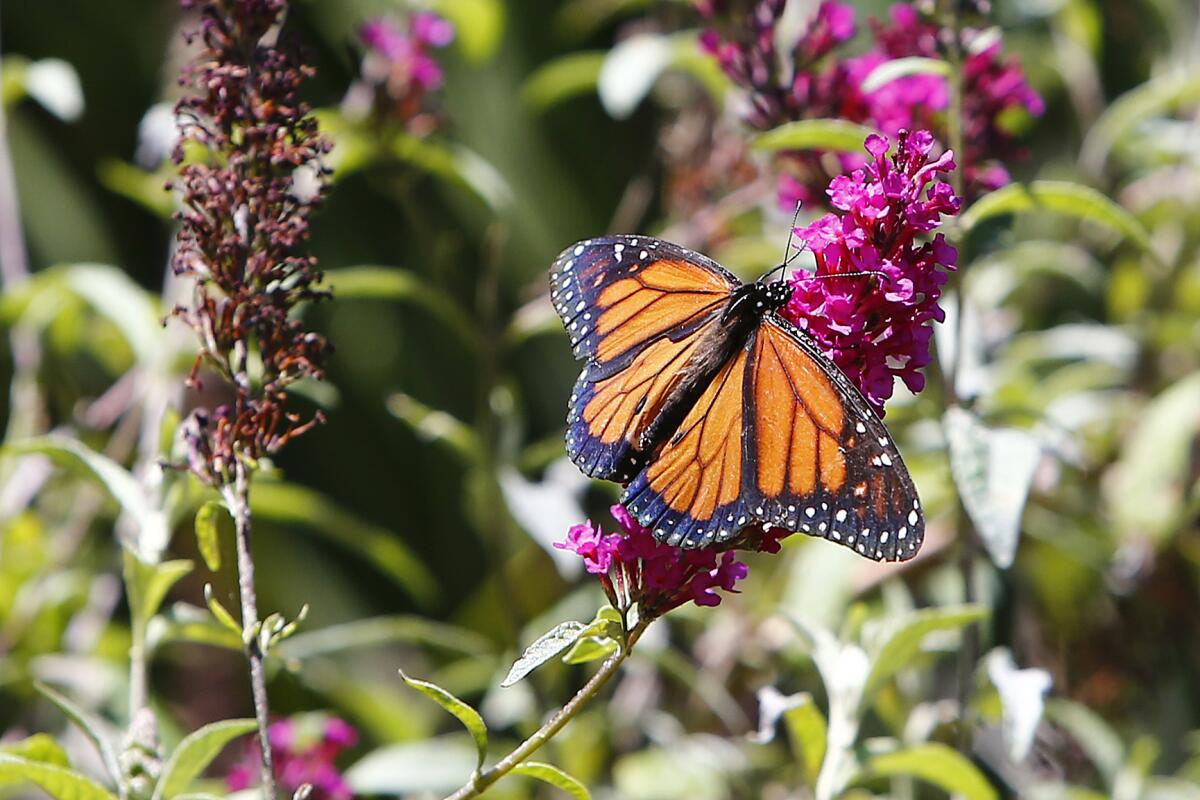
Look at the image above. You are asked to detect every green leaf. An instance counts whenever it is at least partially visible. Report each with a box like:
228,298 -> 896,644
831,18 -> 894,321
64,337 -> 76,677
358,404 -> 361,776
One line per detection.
523,52 -> 606,110
597,32 -> 673,119
501,621 -> 589,687
1045,699 -> 1124,784
322,266 -> 479,353
203,584 -> 242,639
860,57 -> 951,93
431,0 -> 505,61
1081,70 -> 1200,173
388,134 -> 512,210
148,603 -> 243,652
784,699 -> 827,786
250,480 -> 437,605
399,671 -> 488,773
862,604 -> 988,700
97,160 -> 175,219
2,435 -> 169,559
0,754 -> 117,800
193,501 -> 229,573
1107,371 -> 1200,544
123,550 -> 194,628
861,743 -> 997,800
151,719 -> 257,800
386,394 -> 485,468
277,615 -> 491,661
561,636 -> 618,665
0,735 -> 69,768
344,737 -> 478,795
511,762 -> 591,799
958,181 -> 1153,254
33,682 -> 120,784
751,119 -> 878,154
944,408 -> 1041,569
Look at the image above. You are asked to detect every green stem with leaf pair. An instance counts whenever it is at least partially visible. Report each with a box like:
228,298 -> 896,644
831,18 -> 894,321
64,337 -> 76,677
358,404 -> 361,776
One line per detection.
445,619 -> 651,800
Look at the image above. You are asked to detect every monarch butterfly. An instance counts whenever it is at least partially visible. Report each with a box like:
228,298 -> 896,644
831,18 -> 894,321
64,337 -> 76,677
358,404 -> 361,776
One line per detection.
550,234 -> 924,562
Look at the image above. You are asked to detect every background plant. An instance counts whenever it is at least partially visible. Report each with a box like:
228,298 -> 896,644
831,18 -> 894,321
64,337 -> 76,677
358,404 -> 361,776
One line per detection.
0,0 -> 1199,799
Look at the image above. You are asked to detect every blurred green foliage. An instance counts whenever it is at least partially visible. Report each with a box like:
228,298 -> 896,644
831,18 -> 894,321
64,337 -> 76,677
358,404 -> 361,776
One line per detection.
1,0 -> 1199,798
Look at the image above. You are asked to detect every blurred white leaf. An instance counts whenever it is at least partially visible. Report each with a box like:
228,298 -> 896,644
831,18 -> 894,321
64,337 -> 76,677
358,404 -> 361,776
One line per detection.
598,33 -> 673,119
498,458 -> 589,577
986,648 -> 1052,763
345,737 -> 477,795
750,686 -> 808,744
136,103 -> 179,168
24,58 -> 84,121
945,407 -> 1042,568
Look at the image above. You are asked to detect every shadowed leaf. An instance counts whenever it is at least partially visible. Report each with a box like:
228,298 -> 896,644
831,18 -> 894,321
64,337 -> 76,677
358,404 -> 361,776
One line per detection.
152,719 -> 257,800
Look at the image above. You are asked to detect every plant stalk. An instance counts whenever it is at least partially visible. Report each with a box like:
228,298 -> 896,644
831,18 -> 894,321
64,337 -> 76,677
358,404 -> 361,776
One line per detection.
444,620 -> 650,800
224,460 -> 278,800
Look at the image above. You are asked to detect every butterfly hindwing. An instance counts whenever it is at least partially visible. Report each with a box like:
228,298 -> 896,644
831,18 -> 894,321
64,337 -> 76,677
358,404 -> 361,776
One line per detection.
554,236 -> 740,483
741,317 -> 924,561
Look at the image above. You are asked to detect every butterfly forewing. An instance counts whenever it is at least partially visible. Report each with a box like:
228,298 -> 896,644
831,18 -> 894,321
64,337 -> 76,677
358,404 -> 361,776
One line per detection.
553,236 -> 739,482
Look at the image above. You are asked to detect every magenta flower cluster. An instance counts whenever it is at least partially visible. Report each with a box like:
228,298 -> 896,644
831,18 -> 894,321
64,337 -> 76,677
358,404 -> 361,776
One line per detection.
556,505 -> 792,617
359,13 -> 454,92
228,715 -> 358,800
699,0 -> 1043,204
780,129 -> 960,414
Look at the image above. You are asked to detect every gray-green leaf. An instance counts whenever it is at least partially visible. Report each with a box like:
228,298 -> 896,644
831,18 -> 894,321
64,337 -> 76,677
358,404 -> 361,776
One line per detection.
124,550 -> 194,628
501,621 -> 589,687
862,604 -> 988,701
945,407 -> 1041,569
152,719 -> 257,800
33,682 -> 121,784
860,57 -> 951,93
399,671 -> 488,774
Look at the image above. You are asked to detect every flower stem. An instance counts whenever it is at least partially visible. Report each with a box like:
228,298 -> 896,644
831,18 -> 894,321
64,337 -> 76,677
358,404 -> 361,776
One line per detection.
444,620 -> 650,800
224,461 -> 277,800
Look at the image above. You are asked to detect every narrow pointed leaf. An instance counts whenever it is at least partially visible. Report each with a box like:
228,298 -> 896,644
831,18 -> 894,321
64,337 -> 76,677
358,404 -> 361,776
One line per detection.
863,604 -> 988,700
152,719 -> 257,800
0,735 -> 69,768
860,57 -> 951,93
784,698 -> 827,786
523,52 -> 605,110
400,671 -> 488,773
1081,70 -> 1200,173
33,683 -> 121,784
752,119 -> 878,153
862,743 -> 997,800
203,585 -> 243,638
0,754 -> 117,800
501,621 -> 588,687
123,550 -> 194,627
511,762 -> 591,799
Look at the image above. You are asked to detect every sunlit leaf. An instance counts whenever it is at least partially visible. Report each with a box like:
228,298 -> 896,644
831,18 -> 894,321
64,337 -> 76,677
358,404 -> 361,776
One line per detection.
945,407 -> 1042,569
860,743 -> 997,800
597,33 -> 673,119
431,0 -> 505,62
2,436 -> 169,559
862,604 -> 988,700
277,615 -> 491,660
385,394 -> 484,468
501,621 -> 588,687
1107,371 -> 1200,544
986,648 -> 1052,763
0,754 -> 116,800
193,501 -> 228,573
0,735 -> 69,768
523,53 -> 605,111
750,687 -> 825,785
250,480 -> 437,605
561,636 -> 617,665
1081,70 -> 1200,174
152,719 -> 257,800
123,550 -> 194,628
323,266 -> 480,353
345,737 -> 477,795
33,683 -> 120,784
751,119 -> 878,154
511,762 -> 591,799
958,181 -> 1153,254
97,160 -> 174,219
399,671 -> 488,773
203,584 -> 242,639
860,57 -> 951,93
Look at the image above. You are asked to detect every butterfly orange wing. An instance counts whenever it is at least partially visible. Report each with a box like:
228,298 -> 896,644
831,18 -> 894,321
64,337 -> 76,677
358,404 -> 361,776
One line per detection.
551,236 -> 740,482
623,315 -> 924,561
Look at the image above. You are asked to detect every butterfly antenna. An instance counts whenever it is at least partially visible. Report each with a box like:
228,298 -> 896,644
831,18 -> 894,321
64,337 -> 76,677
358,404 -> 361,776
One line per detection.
812,269 -> 893,282
763,202 -> 806,283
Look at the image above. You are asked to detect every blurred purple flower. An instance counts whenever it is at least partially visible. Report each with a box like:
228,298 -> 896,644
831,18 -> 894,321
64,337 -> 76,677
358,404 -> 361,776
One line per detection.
359,13 -> 453,91
557,505 -> 781,618
229,715 -> 358,800
697,0 -> 1042,205
779,130 -> 960,414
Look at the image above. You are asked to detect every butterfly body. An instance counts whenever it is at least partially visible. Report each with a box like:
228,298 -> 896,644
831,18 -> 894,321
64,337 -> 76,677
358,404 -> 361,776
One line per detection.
551,235 -> 924,561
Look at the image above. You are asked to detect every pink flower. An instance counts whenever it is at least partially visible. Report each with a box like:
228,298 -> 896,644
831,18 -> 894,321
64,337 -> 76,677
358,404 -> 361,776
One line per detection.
780,130 -> 960,414
359,13 -> 453,91
228,715 -> 358,800
557,506 -> 778,618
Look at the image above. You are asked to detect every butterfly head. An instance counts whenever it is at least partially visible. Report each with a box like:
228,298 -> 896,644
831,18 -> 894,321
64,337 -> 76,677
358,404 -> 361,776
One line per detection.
757,278 -> 794,312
